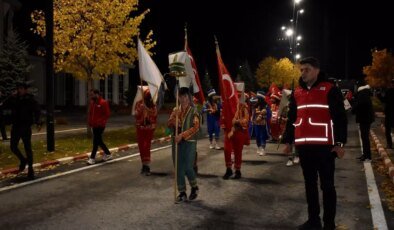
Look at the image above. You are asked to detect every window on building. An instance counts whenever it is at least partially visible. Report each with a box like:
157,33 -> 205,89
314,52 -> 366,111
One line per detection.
99,79 -> 105,98
119,75 -> 124,105
107,75 -> 113,103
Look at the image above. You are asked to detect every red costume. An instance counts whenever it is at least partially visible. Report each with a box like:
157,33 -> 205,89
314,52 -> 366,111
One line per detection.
224,102 -> 249,171
134,95 -> 157,167
269,92 -> 286,141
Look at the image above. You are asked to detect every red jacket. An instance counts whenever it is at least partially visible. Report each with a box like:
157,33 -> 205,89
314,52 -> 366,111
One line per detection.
293,82 -> 334,146
88,97 -> 110,128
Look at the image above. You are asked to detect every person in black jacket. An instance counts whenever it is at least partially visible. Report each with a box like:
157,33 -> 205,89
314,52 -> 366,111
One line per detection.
282,57 -> 347,230
352,80 -> 375,161
5,83 -> 42,180
378,79 -> 394,149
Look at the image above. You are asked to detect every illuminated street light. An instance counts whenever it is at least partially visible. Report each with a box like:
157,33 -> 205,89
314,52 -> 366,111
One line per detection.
289,0 -> 303,62
285,28 -> 294,37
280,0 -> 303,60
293,8 -> 304,61
292,0 -> 302,30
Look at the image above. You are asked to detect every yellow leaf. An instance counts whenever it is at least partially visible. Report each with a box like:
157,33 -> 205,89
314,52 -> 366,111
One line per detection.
31,0 -> 155,81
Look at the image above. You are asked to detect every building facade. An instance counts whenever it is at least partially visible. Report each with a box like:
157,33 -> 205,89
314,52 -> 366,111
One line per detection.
54,72 -> 130,107
28,62 -> 131,107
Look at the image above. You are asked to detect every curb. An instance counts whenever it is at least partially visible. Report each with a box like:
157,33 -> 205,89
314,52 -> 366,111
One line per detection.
370,130 -> 394,184
0,136 -> 172,177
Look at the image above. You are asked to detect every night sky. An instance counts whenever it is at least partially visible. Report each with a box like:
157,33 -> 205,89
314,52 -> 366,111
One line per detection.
139,0 -> 393,82
14,0 -> 394,87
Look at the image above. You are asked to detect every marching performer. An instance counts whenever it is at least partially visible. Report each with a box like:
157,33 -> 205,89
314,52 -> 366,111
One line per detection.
222,84 -> 250,179
202,89 -> 221,150
167,87 -> 200,202
134,88 -> 158,176
252,91 -> 271,156
270,91 -> 283,141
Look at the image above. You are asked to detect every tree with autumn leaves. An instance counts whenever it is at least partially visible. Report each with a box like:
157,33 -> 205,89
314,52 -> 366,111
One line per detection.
363,49 -> 394,88
255,57 -> 300,89
31,0 -> 155,97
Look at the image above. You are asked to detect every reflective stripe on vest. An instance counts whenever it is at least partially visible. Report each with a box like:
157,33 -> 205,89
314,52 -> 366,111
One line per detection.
297,104 -> 329,109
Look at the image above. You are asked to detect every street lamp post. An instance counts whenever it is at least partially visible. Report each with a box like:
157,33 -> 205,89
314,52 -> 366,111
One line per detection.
293,9 -> 304,60
279,1 -> 304,62
45,0 -> 55,152
291,0 -> 302,62
285,28 -> 294,55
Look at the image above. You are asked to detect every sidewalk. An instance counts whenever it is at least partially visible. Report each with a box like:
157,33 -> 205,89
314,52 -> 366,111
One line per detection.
370,114 -> 394,184
1,112 -> 171,142
0,111 -> 175,177
0,136 -> 172,177
0,111 -> 204,177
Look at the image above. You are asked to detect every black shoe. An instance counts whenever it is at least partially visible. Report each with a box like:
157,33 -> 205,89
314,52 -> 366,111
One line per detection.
144,165 -> 151,176
222,168 -> 233,180
175,192 -> 188,203
356,155 -> 364,160
19,160 -> 27,172
141,165 -> 147,174
233,170 -> 241,179
298,219 -> 322,230
189,186 -> 199,200
27,168 -> 35,180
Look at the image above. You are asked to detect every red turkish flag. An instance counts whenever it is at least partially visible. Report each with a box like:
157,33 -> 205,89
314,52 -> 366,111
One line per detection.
216,46 -> 238,132
185,44 -> 205,105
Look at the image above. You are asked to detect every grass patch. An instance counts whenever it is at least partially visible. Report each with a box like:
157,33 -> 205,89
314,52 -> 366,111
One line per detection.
0,125 -> 167,170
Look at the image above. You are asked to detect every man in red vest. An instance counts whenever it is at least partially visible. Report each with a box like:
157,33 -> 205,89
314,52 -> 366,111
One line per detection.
282,57 -> 347,230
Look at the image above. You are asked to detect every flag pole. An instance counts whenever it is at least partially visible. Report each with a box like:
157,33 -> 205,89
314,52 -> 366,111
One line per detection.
184,23 -> 188,51
140,79 -> 146,126
169,57 -> 187,203
138,38 -> 146,124
215,36 -> 229,134
174,82 -> 179,203
215,36 -> 228,102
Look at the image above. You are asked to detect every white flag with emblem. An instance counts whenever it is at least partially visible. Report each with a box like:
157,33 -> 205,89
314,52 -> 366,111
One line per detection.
138,39 -> 166,104
168,51 -> 199,92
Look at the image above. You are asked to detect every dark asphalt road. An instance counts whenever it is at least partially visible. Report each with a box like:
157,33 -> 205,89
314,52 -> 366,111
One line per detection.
1,114 -> 390,229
